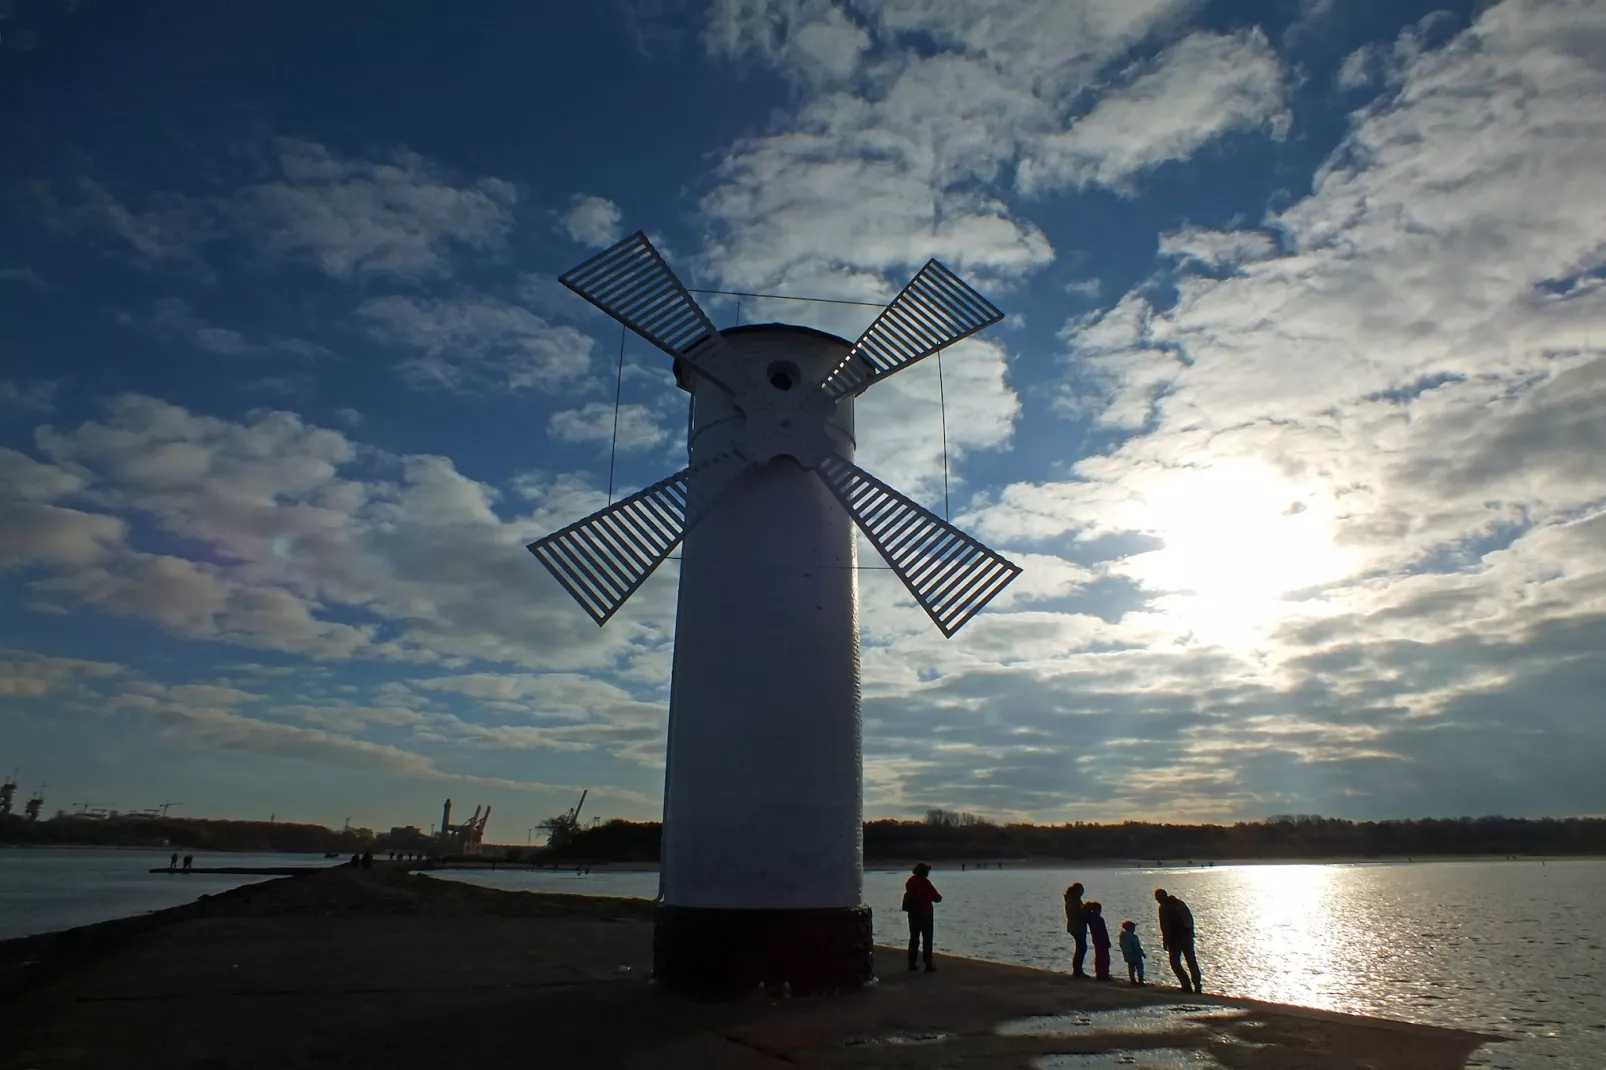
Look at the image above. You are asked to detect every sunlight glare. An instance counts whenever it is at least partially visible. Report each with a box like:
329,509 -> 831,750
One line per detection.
1118,461 -> 1357,648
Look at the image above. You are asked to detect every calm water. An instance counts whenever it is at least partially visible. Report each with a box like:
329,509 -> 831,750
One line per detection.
0,847 -> 337,941
439,860 -> 1605,1070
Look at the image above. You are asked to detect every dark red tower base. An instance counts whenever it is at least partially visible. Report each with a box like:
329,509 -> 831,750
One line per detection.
652,904 -> 874,998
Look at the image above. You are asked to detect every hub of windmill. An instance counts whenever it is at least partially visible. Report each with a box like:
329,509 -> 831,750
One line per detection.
693,330 -> 849,468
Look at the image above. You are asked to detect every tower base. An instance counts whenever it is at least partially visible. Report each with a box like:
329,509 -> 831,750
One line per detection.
652,904 -> 874,998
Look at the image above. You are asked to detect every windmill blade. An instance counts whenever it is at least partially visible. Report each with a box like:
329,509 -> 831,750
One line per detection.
561,231 -> 736,389
529,453 -> 743,626
821,259 -> 1003,399
815,455 -> 1020,637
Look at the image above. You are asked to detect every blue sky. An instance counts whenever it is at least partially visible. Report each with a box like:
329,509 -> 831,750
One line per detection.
3,0 -> 1604,837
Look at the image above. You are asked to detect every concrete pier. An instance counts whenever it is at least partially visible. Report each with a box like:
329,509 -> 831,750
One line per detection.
0,867 -> 1494,1069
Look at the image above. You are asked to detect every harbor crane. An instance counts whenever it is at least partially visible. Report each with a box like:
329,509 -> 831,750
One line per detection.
541,789 -> 589,850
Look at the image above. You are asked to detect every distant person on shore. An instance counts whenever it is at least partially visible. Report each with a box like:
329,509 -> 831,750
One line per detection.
1064,881 -> 1088,978
1086,901 -> 1112,980
1119,920 -> 1146,985
169,852 -> 178,872
1155,888 -> 1202,994
182,854 -> 193,871
903,862 -> 942,973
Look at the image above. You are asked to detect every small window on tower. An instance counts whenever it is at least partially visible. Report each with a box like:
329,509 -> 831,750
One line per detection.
767,361 -> 800,391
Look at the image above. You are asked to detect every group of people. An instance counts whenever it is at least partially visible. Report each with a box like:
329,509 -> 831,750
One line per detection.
901,864 -> 1203,994
1064,881 -> 1202,993
167,852 -> 193,871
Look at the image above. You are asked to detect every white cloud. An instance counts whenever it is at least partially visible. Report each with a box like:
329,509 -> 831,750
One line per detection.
357,295 -> 595,394
28,138 -> 518,282
29,175 -> 212,266
706,0 -> 870,85
852,336 -> 1019,502
696,0 -> 1224,289
546,401 -> 670,452
934,0 -> 1606,817
149,298 -> 327,359
0,648 -> 124,698
559,194 -> 624,248
1158,225 -> 1279,272
11,394 -> 668,674
0,266 -> 46,288
0,380 -> 56,413
1017,29 -> 1291,195
243,138 -> 518,279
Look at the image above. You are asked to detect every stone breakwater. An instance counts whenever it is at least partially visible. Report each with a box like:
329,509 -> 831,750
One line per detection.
0,865 -> 1494,1069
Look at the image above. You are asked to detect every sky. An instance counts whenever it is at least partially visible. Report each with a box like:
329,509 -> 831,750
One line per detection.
2,0 -> 1604,838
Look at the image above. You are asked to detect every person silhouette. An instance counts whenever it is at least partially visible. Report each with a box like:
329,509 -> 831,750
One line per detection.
903,862 -> 942,973
1064,881 -> 1089,978
1086,901 -> 1112,980
1154,888 -> 1202,994
169,852 -> 178,872
1119,920 -> 1146,985
182,854 -> 193,871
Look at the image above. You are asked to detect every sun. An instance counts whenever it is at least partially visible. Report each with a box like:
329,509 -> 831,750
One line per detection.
1117,459 -> 1358,649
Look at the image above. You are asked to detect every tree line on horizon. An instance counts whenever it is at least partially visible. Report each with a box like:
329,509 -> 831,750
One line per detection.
0,813 -> 375,854
546,811 -> 1606,862
8,809 -> 1604,861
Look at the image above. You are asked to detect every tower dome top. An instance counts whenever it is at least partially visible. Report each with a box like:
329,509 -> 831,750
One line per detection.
673,323 -> 852,390
718,322 -> 851,346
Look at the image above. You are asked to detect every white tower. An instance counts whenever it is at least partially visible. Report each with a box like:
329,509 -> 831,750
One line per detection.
530,233 -> 1020,995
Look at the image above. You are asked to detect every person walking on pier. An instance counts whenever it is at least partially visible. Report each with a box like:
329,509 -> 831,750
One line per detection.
1064,881 -> 1089,978
1119,920 -> 1146,985
903,862 -> 942,973
182,854 -> 193,871
1086,901 -> 1112,980
1154,888 -> 1202,993
169,852 -> 178,872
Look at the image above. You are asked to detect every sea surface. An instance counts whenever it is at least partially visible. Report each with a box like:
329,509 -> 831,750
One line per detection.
436,859 -> 1604,1070
3,852 -> 1600,1067
0,846 -> 338,941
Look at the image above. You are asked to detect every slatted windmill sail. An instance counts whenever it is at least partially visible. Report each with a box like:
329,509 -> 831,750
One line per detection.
528,232 -> 1021,996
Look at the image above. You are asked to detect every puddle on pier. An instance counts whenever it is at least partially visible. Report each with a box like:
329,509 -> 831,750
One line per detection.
1032,1050 -> 1226,1069
842,1030 -> 954,1047
999,1004 -> 1248,1038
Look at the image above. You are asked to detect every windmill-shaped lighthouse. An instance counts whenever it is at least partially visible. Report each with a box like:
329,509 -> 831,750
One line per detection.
530,232 -> 1021,995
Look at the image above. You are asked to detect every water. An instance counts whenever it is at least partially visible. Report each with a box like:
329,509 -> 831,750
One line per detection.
0,847 -> 337,941
435,860 -> 1606,1069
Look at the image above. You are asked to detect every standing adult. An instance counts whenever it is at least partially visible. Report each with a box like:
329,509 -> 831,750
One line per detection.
1154,888 -> 1202,994
904,862 -> 943,973
1063,881 -> 1089,978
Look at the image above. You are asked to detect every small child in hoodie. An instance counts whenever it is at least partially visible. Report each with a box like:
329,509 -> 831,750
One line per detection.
1118,919 -> 1146,985
1085,901 -> 1112,980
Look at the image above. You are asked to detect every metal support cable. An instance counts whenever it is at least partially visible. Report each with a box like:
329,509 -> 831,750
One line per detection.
606,322 -> 626,506
936,348 -> 950,521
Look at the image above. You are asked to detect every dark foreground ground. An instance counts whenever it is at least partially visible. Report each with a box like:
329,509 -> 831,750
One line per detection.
0,866 -> 1495,1069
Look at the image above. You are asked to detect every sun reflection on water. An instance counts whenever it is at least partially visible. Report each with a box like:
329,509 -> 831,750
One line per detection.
1210,864 -> 1369,1014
